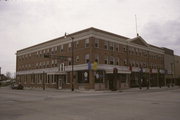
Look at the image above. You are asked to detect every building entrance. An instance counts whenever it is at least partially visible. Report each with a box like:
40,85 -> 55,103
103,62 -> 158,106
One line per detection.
107,74 -> 117,90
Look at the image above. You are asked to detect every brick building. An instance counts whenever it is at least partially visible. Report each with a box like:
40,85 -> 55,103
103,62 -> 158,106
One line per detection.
174,55 -> 180,85
16,27 -> 165,90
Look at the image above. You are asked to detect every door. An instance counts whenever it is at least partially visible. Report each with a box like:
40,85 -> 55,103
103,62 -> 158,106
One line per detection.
56,75 -> 66,89
108,74 -> 117,90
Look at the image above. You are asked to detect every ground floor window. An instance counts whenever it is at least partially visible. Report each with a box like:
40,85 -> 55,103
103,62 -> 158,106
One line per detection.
95,70 -> 105,83
78,71 -> 89,83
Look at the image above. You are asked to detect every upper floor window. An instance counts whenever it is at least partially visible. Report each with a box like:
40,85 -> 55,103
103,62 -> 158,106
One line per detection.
60,45 -> 64,52
104,56 -> 108,64
51,48 -> 54,53
116,58 -> 119,65
47,49 -> 50,53
85,39 -> 89,48
95,54 -> 99,63
76,41 -> 79,48
123,46 -> 127,52
54,60 -> 57,67
68,43 -> 72,51
51,60 -> 54,65
109,42 -> 114,51
124,59 -> 127,65
54,46 -> 57,52
68,58 -> 72,65
115,44 -> 119,52
95,39 -> 99,48
43,50 -> 46,54
104,41 -> 108,50
46,61 -> 50,67
85,54 -> 89,63
76,56 -> 79,62
109,56 -> 114,65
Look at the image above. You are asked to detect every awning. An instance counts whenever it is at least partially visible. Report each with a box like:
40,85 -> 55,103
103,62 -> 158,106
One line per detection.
47,72 -> 66,75
106,70 -> 131,74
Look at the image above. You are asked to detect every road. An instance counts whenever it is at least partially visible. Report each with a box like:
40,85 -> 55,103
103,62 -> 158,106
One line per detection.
0,87 -> 180,120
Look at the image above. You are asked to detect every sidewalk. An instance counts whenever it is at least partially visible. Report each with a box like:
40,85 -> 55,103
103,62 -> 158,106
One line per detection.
120,86 -> 180,92
2,85 -> 179,94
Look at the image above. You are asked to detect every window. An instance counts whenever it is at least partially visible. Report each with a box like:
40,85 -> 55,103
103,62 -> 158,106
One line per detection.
143,63 -> 146,67
116,58 -> 119,65
54,46 -> 57,52
29,64 -> 31,69
95,54 -> 99,63
104,41 -> 108,50
68,58 -> 72,65
85,39 -> 89,48
46,61 -> 50,67
54,60 -> 57,66
135,48 -> 138,55
124,59 -> 127,65
131,48 -> 134,54
47,49 -> 49,53
78,71 -> 89,83
95,39 -> 99,48
36,51 -> 39,57
95,70 -> 104,83
85,54 -> 89,63
109,56 -> 114,65
132,61 -> 135,67
139,50 -> 142,56
109,42 -> 114,51
51,48 -> 54,53
115,44 -> 119,52
36,63 -> 38,68
104,56 -> 108,64
51,60 -> 54,65
123,46 -> 127,52
68,43 -> 72,51
76,56 -> 79,62
76,41 -> 79,48
60,45 -> 64,52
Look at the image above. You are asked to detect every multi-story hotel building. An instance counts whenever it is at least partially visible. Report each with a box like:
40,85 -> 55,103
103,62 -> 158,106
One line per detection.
16,27 -> 165,90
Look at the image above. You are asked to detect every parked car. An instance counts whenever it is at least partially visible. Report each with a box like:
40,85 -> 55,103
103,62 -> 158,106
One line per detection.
11,83 -> 24,90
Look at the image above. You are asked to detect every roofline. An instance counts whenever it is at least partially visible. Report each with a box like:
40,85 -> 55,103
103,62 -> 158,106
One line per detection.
149,44 -> 164,50
17,27 -> 129,53
17,27 -> 93,52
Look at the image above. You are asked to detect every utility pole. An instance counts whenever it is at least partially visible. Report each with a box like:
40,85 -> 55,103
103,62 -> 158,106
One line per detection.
64,33 -> 75,91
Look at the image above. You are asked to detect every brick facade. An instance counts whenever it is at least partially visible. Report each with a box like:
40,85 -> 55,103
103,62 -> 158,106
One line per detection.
16,27 -> 166,90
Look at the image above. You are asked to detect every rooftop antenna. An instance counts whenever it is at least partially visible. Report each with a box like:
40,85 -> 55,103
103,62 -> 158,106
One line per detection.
135,15 -> 139,36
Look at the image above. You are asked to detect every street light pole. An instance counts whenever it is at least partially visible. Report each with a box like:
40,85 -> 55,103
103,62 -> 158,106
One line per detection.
171,63 -> 174,87
71,36 -> 74,91
65,33 -> 74,91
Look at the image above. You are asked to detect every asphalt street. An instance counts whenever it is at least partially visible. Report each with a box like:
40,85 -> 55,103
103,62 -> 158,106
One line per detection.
0,86 -> 180,120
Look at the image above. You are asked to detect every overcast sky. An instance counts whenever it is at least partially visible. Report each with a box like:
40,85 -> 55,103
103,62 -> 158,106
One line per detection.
0,0 -> 180,75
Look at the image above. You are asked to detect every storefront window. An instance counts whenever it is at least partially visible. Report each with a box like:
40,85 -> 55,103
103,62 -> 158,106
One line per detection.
95,70 -> 104,83
78,71 -> 89,83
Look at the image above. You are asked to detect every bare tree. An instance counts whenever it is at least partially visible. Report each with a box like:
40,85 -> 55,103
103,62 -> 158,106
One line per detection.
6,72 -> 11,79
